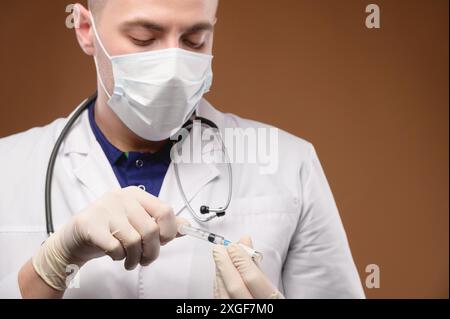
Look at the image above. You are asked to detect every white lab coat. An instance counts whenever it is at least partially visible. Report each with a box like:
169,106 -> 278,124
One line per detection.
0,98 -> 365,299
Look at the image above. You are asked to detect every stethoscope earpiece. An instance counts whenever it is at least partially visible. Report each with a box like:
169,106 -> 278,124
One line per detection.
216,211 -> 226,218
200,205 -> 210,215
200,206 -> 227,218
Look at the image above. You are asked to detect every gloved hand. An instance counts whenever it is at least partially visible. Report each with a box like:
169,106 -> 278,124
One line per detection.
32,186 -> 187,291
212,236 -> 285,299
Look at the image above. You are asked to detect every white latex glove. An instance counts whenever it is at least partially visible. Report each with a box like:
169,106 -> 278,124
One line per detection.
32,186 -> 187,291
213,236 -> 285,299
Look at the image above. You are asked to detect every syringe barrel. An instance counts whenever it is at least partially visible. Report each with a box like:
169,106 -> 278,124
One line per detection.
178,225 -> 263,262
178,225 -> 208,241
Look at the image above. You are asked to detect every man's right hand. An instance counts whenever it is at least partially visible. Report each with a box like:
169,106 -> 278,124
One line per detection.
29,186 -> 186,293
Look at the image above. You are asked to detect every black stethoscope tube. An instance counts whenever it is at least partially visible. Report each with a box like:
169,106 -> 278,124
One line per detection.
45,93 -> 97,236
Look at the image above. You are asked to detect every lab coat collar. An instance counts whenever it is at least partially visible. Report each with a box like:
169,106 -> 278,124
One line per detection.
62,98 -> 92,156
62,104 -> 121,198
61,98 -> 222,212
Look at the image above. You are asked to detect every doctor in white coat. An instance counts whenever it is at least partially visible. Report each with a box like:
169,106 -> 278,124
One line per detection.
0,0 -> 365,299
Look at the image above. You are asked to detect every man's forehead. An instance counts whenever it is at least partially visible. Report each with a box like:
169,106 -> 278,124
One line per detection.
90,0 -> 219,16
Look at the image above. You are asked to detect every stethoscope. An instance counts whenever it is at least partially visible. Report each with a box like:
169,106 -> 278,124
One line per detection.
45,93 -> 232,236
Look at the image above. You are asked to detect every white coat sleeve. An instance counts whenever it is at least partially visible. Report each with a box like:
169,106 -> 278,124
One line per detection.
0,271 -> 22,299
282,144 -> 365,299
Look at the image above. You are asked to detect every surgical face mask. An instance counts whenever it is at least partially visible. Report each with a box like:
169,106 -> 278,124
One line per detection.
91,15 -> 214,141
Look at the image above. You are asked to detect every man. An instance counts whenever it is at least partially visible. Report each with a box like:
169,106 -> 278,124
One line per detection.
0,0 -> 365,299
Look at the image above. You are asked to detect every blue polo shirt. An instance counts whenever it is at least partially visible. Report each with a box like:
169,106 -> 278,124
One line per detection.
88,100 -> 172,197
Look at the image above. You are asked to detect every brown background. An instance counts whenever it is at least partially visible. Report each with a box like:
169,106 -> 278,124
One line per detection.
0,0 -> 448,298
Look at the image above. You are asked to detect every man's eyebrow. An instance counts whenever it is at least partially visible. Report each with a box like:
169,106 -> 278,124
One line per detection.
120,20 -> 166,32
184,22 -> 214,33
120,20 -> 214,34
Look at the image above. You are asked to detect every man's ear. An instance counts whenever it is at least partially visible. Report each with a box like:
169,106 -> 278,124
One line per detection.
73,3 -> 95,56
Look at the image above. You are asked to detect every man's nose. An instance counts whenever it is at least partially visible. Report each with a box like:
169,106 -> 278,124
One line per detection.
159,34 -> 182,50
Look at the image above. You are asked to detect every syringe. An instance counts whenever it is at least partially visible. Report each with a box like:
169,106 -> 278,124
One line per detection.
178,224 -> 263,262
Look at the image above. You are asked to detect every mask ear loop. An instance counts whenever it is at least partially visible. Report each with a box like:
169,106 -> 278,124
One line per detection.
90,12 -> 113,100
